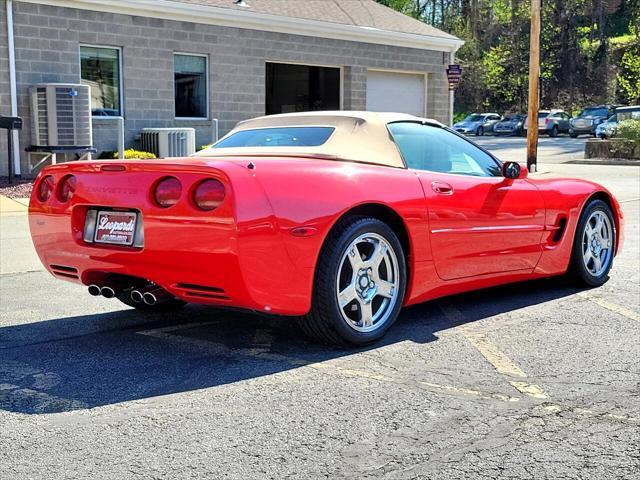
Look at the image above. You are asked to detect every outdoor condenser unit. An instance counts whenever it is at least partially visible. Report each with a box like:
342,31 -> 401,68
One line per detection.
140,128 -> 196,158
29,83 -> 92,147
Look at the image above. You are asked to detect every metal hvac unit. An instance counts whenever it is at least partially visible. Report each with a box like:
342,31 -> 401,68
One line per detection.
29,83 -> 92,147
141,128 -> 196,158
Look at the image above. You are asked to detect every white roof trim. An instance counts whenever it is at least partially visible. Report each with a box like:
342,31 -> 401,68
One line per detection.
21,0 -> 464,52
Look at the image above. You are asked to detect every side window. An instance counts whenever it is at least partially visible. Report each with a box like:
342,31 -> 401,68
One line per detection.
388,122 -> 502,177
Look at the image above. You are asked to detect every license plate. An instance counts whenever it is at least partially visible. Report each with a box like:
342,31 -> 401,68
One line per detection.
94,211 -> 137,246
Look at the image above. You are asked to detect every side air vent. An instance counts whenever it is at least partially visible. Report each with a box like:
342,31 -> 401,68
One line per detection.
173,283 -> 229,300
553,217 -> 568,243
50,264 -> 79,279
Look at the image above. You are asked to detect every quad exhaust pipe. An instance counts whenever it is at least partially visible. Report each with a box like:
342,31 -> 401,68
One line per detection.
142,287 -> 172,306
130,285 -> 173,306
89,282 -> 173,306
88,284 -> 121,299
88,284 -> 102,296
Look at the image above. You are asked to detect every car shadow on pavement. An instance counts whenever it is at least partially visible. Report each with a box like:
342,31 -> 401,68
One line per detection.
0,277 -> 581,415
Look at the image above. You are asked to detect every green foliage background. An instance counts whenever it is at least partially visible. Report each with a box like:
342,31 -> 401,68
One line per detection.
376,0 -> 640,114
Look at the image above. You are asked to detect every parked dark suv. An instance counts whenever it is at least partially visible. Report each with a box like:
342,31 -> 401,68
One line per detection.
570,105 -> 618,138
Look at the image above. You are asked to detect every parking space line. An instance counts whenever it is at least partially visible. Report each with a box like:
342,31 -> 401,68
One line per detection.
577,292 -> 640,322
438,303 -> 550,400
137,326 -> 521,403
463,333 -> 527,378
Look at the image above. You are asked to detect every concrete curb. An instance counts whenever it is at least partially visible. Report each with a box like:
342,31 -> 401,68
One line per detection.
0,195 -> 28,215
566,159 -> 640,166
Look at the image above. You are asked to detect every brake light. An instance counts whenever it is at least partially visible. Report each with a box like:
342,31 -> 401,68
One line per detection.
37,175 -> 55,202
193,179 -> 225,211
545,118 -> 550,124
57,175 -> 77,202
153,177 -> 182,208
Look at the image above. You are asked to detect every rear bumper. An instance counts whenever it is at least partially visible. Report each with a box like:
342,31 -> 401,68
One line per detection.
30,207 -> 311,315
28,162 -> 314,316
570,126 -> 596,134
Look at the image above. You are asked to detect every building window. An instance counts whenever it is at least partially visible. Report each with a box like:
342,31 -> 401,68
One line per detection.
266,63 -> 341,115
174,54 -> 208,119
80,46 -> 122,117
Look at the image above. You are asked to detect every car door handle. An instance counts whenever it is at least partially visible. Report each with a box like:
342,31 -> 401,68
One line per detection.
431,181 -> 454,195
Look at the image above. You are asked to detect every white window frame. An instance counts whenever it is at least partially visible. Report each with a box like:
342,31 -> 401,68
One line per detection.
174,52 -> 210,121
265,60 -> 344,112
79,44 -> 124,118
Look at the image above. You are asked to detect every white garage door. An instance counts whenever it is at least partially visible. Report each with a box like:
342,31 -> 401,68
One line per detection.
366,70 -> 425,117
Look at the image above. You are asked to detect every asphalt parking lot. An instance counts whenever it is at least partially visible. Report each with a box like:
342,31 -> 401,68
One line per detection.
474,135 -> 589,164
1,153 -> 639,478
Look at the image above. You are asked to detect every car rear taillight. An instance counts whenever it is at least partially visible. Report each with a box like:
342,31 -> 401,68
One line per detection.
57,175 -> 77,202
37,175 -> 55,202
545,118 -> 550,124
153,177 -> 182,208
193,179 -> 225,211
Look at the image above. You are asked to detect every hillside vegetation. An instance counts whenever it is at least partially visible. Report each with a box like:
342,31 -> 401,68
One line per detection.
377,0 -> 640,114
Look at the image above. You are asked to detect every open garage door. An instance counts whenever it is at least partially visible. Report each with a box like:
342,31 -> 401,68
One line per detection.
366,70 -> 426,117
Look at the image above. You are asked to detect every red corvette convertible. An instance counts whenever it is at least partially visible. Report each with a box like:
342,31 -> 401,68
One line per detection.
29,112 -> 624,345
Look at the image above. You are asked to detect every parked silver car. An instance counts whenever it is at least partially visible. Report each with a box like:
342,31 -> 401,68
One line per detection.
597,105 -> 640,139
453,113 -> 502,136
524,110 -> 571,137
493,114 -> 526,136
595,114 -> 617,139
570,105 -> 618,138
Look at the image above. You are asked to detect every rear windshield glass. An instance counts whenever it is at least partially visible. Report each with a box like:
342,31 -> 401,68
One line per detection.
577,107 -> 609,117
213,127 -> 335,148
538,112 -> 549,118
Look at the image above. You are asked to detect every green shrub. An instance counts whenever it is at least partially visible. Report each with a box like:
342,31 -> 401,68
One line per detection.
454,111 -> 470,123
616,119 -> 640,142
98,150 -> 116,159
116,149 -> 156,159
197,144 -> 213,151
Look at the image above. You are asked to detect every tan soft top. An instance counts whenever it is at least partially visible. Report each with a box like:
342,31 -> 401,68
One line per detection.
192,111 -> 444,168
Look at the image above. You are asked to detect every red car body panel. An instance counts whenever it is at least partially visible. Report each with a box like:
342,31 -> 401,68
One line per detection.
29,157 -> 623,316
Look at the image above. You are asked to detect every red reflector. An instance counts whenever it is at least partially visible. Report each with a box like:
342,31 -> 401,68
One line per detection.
545,118 -> 549,124
193,179 -> 225,211
37,175 -> 55,202
291,226 -> 318,237
154,177 -> 182,208
57,175 -> 77,202
101,164 -> 126,172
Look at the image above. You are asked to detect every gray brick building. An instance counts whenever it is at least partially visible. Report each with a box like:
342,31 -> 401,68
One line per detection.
0,0 -> 462,176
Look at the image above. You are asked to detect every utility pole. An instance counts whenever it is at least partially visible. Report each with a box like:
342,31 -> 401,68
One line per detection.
526,0 -> 541,172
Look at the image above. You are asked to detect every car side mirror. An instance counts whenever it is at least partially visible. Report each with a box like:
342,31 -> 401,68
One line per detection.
502,161 -> 528,179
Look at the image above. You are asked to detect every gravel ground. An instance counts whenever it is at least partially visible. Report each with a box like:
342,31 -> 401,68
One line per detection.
0,177 -> 33,199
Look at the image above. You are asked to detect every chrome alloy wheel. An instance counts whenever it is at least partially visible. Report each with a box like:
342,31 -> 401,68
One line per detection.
582,210 -> 613,277
336,233 -> 400,333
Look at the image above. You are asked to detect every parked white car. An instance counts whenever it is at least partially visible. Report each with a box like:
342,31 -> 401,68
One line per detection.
595,114 -> 617,139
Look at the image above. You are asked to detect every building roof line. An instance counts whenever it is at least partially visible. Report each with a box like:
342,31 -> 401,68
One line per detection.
20,0 -> 464,52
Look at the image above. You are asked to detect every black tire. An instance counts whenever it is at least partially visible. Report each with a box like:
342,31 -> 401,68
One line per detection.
116,292 -> 186,311
550,125 -> 559,137
569,131 -> 578,138
567,199 -> 616,287
300,216 -> 407,345
476,126 -> 484,136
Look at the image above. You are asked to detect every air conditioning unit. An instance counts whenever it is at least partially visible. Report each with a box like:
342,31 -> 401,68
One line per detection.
140,128 -> 196,158
29,83 -> 92,147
